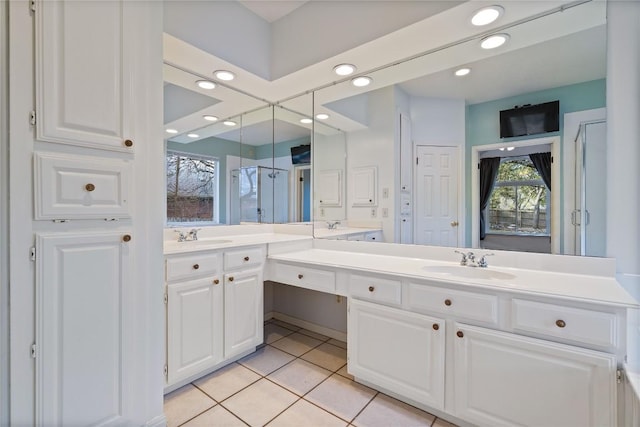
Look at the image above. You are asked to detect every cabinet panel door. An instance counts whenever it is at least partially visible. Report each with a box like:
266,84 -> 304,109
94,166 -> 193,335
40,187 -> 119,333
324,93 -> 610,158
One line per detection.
36,232 -> 133,425
350,166 -> 377,206
167,277 -> 223,385
317,170 -> 342,206
36,0 -> 133,152
348,299 -> 445,410
224,268 -> 263,359
453,323 -> 616,427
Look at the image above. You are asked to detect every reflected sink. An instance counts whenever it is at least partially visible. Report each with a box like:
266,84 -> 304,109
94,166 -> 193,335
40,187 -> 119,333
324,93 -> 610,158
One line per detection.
422,265 -> 516,281
169,239 -> 233,246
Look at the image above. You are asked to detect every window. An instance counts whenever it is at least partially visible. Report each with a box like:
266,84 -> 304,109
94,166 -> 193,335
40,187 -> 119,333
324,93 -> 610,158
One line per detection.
488,157 -> 549,235
166,151 -> 219,224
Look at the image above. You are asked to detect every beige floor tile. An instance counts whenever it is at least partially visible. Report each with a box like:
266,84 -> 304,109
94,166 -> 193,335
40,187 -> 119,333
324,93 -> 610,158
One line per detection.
182,405 -> 247,427
328,338 -> 347,349
268,359 -> 332,396
163,384 -> 216,427
297,328 -> 330,341
305,374 -> 377,422
223,379 -> 298,427
193,362 -> 261,402
271,319 -> 301,331
352,393 -> 435,427
238,345 -> 295,376
335,364 -> 354,380
265,323 -> 296,344
270,332 -> 323,357
267,399 -> 347,427
301,342 -> 347,371
432,417 -> 458,427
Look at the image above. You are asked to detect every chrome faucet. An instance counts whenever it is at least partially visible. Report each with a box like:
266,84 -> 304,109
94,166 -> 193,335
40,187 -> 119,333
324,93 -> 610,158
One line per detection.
189,228 -> 201,241
454,250 -> 494,267
477,253 -> 495,268
327,221 -> 341,230
174,229 -> 187,242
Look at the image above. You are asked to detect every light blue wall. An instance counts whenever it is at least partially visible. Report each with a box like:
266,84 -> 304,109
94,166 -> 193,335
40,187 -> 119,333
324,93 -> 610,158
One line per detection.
464,79 -> 606,246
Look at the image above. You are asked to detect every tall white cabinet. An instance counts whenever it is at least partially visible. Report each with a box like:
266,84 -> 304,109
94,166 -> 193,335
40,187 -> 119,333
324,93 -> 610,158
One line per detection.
8,0 -> 164,425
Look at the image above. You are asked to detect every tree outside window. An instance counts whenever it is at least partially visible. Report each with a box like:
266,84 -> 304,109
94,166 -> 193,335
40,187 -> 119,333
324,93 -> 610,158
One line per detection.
166,152 -> 218,223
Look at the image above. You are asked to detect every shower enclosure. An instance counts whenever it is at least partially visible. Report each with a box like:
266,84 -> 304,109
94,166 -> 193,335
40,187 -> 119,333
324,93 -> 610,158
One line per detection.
230,166 -> 289,224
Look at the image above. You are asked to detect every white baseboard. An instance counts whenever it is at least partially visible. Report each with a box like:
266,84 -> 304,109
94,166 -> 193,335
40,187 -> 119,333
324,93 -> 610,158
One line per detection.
264,310 -> 275,322
271,312 -> 347,342
145,414 -> 167,427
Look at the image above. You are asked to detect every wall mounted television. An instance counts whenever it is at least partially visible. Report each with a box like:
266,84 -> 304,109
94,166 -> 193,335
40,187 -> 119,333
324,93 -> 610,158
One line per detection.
290,144 -> 311,165
500,101 -> 560,138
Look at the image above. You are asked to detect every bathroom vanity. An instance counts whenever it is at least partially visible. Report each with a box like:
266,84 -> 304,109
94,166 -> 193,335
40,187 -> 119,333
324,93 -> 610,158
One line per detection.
163,226 -> 637,427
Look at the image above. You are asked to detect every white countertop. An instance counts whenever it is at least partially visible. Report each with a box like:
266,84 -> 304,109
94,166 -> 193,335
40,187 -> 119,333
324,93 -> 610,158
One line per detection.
269,248 -> 638,308
164,233 -> 312,255
313,227 -> 381,239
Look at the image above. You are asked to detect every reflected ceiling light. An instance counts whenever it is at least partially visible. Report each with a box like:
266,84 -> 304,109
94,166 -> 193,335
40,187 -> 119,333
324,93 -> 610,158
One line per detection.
214,70 -> 235,81
471,6 -> 504,26
499,146 -> 515,151
316,113 -> 330,120
351,76 -> 372,87
196,80 -> 216,90
187,133 -> 199,138
333,63 -> 356,76
300,118 -> 313,124
480,33 -> 509,49
223,120 -> 237,126
203,115 -> 218,122
454,68 -> 471,76
165,128 -> 178,134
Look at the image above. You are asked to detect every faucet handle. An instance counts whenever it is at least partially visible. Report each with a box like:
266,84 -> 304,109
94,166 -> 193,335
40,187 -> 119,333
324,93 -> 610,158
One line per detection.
189,228 -> 201,241
454,250 -> 468,266
173,229 -> 187,242
478,253 -> 495,268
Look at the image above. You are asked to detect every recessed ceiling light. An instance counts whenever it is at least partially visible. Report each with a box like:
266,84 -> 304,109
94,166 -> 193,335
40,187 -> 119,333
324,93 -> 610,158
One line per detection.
316,113 -> 330,120
187,133 -> 199,138
334,64 -> 356,76
203,115 -> 218,122
351,76 -> 372,87
214,70 -> 235,81
196,80 -> 216,90
480,33 -> 509,49
223,120 -> 237,126
471,6 -> 504,26
300,118 -> 313,124
454,68 -> 471,77
499,146 -> 515,151
165,129 -> 178,134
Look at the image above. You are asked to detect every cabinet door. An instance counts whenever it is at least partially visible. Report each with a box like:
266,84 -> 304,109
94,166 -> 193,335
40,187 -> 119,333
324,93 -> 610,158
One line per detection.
453,323 -> 616,427
348,299 -> 445,410
351,166 -> 377,206
167,277 -> 223,385
317,170 -> 342,206
224,268 -> 264,359
35,0 -> 134,152
36,231 -> 134,425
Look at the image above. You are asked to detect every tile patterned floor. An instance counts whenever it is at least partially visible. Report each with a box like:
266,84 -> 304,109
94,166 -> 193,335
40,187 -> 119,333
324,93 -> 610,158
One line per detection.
164,320 -> 458,427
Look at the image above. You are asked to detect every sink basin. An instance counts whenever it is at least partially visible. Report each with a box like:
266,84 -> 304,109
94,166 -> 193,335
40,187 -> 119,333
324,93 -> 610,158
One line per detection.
422,265 -> 516,281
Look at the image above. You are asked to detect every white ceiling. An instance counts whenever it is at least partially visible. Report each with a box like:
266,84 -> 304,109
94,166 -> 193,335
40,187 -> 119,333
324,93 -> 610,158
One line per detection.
163,0 -> 607,144
238,0 -> 309,23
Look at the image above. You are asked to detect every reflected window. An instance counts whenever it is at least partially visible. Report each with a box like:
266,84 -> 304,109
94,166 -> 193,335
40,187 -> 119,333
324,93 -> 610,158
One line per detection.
488,157 -> 549,235
166,151 -> 219,224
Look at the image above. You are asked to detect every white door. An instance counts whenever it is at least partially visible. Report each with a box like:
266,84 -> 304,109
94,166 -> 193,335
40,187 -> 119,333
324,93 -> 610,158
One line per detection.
348,299 -> 445,410
36,231 -> 134,425
453,323 -> 616,427
415,146 -> 459,246
224,268 -> 263,358
167,277 -> 223,385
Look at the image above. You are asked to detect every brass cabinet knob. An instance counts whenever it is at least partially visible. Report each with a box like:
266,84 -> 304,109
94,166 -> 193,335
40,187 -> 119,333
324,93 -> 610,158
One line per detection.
368,286 -> 375,292
297,274 -> 304,279
124,139 -> 133,147
228,276 -> 234,282
244,256 -> 250,261
556,319 -> 566,328
432,324 -> 439,331
85,183 -> 95,192
444,299 -> 452,306
193,264 -> 199,270
213,279 -> 220,285
456,331 -> 464,338
122,234 -> 131,242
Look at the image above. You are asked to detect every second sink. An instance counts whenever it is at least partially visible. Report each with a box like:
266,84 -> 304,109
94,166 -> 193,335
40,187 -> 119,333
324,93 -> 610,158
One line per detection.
423,265 -> 516,280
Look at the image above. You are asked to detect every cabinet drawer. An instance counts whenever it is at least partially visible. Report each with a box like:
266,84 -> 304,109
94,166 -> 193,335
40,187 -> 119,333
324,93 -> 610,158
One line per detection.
224,246 -> 265,271
272,262 -> 336,293
350,274 -> 401,305
34,151 -> 132,220
166,253 -> 222,282
408,282 -> 498,325
511,299 -> 618,348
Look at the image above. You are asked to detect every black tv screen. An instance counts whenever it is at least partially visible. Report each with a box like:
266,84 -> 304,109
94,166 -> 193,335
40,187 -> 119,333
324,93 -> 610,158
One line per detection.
290,144 -> 311,164
500,101 -> 559,138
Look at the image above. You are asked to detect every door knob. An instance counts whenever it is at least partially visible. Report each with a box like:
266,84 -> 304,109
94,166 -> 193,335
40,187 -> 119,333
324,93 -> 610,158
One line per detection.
450,221 -> 459,227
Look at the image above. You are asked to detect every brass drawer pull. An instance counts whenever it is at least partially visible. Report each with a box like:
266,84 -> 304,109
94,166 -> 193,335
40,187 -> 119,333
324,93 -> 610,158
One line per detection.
244,256 -> 250,261
228,276 -> 234,282
368,286 -> 375,292
297,274 -> 304,279
193,264 -> 199,270
124,139 -> 133,147
85,183 -> 95,192
456,331 -> 464,338
556,319 -> 566,328
122,234 -> 131,242
444,299 -> 452,306
432,324 -> 439,331
213,279 -> 219,285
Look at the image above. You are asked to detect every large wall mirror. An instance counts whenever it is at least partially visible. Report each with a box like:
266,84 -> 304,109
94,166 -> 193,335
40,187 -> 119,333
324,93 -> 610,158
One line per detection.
311,0 -> 606,257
